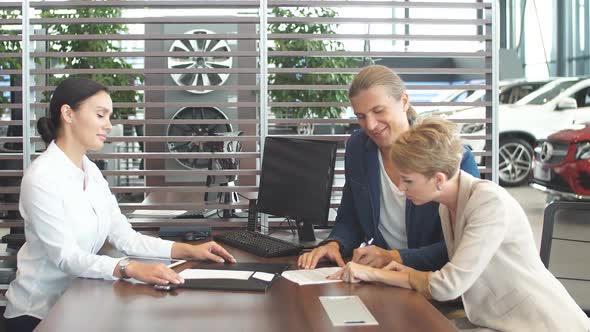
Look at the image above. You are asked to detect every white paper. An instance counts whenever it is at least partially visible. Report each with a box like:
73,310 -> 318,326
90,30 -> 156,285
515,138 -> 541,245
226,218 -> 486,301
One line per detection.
179,269 -> 254,280
320,296 -> 379,327
130,209 -> 187,217
127,256 -> 186,269
281,267 -> 342,286
252,272 -> 275,282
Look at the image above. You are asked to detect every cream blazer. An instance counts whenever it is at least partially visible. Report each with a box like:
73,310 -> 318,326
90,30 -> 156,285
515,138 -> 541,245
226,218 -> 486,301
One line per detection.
429,171 -> 589,331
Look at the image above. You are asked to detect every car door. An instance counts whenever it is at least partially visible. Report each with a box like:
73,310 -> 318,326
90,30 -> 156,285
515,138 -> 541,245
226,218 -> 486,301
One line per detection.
571,86 -> 590,125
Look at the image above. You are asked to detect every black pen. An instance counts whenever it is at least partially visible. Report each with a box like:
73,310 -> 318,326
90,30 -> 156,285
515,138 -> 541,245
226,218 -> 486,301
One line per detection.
344,320 -> 365,324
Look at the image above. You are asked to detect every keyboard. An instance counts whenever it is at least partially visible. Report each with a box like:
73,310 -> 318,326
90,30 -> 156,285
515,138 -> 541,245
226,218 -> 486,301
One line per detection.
214,230 -> 303,257
2,233 -> 25,250
173,211 -> 205,219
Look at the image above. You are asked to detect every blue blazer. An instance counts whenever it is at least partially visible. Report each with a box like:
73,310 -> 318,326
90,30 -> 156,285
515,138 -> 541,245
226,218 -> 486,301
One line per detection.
327,130 -> 480,271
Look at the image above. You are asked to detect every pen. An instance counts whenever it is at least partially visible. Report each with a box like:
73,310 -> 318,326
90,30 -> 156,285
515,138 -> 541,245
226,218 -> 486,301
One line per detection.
359,238 -> 374,248
344,320 -> 365,324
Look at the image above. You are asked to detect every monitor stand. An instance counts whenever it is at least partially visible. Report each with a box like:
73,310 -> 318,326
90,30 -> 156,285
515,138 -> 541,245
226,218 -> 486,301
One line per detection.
296,219 -> 316,248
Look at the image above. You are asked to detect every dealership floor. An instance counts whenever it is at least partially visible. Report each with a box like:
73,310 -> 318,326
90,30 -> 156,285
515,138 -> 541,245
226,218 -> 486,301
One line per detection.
506,185 -> 548,251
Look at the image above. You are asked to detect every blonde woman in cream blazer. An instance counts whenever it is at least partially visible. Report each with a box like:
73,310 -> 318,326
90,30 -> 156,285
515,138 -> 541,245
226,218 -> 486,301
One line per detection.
330,119 -> 590,331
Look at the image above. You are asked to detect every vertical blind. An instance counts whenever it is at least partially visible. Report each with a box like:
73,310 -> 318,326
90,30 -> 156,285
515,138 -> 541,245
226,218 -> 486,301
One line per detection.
0,0 -> 497,228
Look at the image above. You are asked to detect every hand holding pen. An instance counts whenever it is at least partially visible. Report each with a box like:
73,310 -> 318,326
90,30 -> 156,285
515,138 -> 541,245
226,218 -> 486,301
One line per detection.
359,238 -> 374,248
352,238 -> 402,268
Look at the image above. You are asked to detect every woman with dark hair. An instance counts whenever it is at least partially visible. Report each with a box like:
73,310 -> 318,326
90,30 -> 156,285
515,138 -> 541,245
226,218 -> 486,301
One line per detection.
330,118 -> 589,331
4,77 -> 236,332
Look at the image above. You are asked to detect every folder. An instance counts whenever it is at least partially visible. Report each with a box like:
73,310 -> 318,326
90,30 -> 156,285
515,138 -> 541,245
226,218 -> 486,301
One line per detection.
179,262 -> 290,292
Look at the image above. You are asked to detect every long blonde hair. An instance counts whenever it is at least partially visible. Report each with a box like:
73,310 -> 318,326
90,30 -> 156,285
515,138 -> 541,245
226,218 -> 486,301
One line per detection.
390,118 -> 463,178
348,65 -> 417,123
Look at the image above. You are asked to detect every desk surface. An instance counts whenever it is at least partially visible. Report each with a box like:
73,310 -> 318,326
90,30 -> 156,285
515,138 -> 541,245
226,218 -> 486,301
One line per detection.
37,247 -> 457,332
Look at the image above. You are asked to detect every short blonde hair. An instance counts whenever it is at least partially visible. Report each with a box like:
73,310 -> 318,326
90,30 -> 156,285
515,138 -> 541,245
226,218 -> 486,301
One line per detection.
348,65 -> 417,122
390,118 -> 463,178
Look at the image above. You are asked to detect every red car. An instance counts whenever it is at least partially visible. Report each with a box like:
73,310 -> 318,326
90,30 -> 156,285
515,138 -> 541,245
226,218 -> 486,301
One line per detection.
531,125 -> 590,200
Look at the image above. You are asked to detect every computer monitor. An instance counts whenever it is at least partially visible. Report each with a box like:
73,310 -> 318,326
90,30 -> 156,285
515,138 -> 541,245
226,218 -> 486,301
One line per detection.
256,137 -> 338,243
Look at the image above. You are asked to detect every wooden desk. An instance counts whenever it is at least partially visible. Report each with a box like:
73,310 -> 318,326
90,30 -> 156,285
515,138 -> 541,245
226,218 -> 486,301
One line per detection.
36,248 -> 457,332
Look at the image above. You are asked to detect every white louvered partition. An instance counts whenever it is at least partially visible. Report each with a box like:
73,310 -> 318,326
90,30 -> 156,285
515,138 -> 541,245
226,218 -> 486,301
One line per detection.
0,0 -> 497,266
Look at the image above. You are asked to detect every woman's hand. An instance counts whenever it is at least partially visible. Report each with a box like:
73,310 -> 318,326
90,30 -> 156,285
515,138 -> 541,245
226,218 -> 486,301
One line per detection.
173,241 -> 237,264
383,260 -> 414,273
327,262 -> 378,283
352,246 -> 401,268
124,261 -> 184,286
328,261 -> 414,289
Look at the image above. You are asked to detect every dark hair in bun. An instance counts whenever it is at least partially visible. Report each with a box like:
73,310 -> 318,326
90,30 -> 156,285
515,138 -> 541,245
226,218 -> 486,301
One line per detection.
38,77 -> 108,145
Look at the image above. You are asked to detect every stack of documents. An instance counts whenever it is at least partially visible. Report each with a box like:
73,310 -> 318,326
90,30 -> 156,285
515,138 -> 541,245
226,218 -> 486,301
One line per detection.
281,267 -> 342,286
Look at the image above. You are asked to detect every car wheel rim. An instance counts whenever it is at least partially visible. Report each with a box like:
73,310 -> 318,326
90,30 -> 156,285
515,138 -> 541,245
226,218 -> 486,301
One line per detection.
168,29 -> 232,94
498,142 -> 532,184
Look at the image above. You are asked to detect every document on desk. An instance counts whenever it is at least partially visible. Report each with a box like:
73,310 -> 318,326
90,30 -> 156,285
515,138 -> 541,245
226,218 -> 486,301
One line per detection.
129,209 -> 187,218
252,272 -> 275,282
320,296 -> 379,327
281,267 -> 342,286
179,269 -> 254,280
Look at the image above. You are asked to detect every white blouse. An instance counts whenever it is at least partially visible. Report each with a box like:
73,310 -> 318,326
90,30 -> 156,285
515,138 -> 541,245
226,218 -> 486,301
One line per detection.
4,142 -> 173,319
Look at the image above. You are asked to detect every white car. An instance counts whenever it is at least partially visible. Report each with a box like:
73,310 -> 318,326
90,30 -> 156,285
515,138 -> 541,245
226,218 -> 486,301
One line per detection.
498,78 -> 556,104
417,88 -> 485,115
418,78 -> 552,116
437,77 -> 590,186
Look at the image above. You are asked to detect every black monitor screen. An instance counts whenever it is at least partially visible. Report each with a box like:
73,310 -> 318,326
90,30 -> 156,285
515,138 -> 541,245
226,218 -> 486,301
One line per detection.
257,137 -> 337,225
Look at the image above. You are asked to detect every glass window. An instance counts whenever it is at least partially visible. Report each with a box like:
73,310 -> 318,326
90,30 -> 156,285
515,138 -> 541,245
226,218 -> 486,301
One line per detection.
500,84 -> 543,104
523,0 -> 553,78
450,90 -> 472,102
576,88 -> 590,107
580,0 -> 586,51
525,81 -> 578,105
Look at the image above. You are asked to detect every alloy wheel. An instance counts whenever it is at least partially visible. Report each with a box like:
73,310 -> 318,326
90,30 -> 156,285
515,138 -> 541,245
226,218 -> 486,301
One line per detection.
499,140 -> 533,186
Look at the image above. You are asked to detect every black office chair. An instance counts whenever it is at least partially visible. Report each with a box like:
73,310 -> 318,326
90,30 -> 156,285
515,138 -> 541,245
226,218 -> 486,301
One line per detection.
540,200 -> 590,316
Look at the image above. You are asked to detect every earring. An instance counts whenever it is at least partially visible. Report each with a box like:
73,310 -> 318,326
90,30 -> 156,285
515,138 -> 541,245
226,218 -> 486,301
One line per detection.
435,185 -> 442,191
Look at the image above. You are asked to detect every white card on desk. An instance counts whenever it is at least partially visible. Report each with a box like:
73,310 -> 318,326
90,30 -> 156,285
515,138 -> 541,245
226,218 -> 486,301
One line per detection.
281,267 -> 342,286
179,269 -> 254,280
252,271 -> 275,282
319,296 -> 379,327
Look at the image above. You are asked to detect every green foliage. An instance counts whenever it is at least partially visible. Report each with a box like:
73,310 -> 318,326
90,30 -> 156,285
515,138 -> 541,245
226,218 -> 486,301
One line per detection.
0,9 -> 22,104
268,7 -> 360,120
40,7 -> 142,119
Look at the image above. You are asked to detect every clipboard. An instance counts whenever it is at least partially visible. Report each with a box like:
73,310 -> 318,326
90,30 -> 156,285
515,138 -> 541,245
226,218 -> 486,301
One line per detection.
179,262 -> 290,292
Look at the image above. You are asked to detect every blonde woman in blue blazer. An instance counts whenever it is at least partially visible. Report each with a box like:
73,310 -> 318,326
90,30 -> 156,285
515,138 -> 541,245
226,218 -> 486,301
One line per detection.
330,118 -> 589,331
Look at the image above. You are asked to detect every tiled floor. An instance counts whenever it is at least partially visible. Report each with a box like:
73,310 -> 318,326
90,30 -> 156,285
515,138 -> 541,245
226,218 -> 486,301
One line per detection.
505,185 -> 548,250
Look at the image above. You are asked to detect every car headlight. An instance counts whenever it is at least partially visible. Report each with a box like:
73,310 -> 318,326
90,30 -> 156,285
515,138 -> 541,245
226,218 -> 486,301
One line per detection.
460,123 -> 485,134
575,141 -> 590,160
